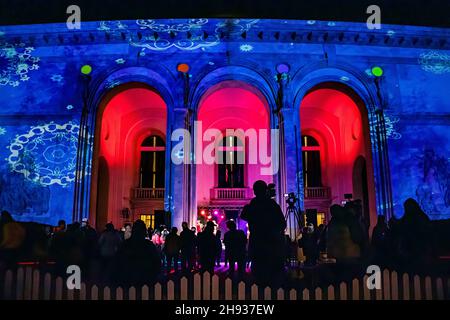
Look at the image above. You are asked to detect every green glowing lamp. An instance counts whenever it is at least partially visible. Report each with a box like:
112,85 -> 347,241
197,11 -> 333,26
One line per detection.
81,64 -> 92,75
371,66 -> 383,77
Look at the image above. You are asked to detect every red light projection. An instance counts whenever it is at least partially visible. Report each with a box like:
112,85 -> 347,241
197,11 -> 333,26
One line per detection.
196,81 -> 272,205
95,86 -> 167,227
300,84 -> 376,229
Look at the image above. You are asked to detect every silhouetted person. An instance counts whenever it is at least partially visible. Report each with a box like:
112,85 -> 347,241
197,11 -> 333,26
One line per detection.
215,230 -> 222,266
147,227 -> 153,239
164,227 -> 180,273
80,218 -> 98,259
326,204 -> 361,261
223,220 -> 247,276
122,223 -> 132,241
49,219 -> 70,275
179,222 -> 196,272
98,223 -> 121,280
0,211 -> 26,268
316,224 -> 327,253
284,234 -> 292,266
345,201 -> 369,258
371,215 -> 389,264
112,220 -> 161,286
298,224 -> 319,266
151,229 -> 163,251
241,180 -> 287,285
392,198 -> 433,270
65,222 -> 86,269
197,221 -> 217,274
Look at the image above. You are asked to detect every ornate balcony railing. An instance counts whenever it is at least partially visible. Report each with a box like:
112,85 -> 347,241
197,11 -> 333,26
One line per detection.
132,188 -> 165,200
304,187 -> 331,199
211,188 -> 251,200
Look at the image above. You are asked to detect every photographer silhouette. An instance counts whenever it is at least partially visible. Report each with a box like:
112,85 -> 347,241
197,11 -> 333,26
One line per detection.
241,180 -> 287,285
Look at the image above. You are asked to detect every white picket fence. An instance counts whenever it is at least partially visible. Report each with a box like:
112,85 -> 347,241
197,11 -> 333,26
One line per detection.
1,267 -> 449,300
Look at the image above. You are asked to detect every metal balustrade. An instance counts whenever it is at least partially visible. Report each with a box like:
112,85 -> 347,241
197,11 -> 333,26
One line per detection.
132,188 -> 165,200
304,187 -> 331,199
211,188 -> 250,199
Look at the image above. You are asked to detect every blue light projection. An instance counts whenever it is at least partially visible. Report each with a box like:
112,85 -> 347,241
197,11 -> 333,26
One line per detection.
7,122 -> 80,187
0,43 -> 40,87
418,51 -> 450,74
239,44 -> 253,52
50,74 -> 64,84
129,19 -> 259,51
0,18 -> 448,225
384,112 -> 402,140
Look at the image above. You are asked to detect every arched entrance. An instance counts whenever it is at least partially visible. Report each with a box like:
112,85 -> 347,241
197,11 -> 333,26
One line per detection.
299,82 -> 377,229
90,83 -> 168,230
195,80 -> 272,232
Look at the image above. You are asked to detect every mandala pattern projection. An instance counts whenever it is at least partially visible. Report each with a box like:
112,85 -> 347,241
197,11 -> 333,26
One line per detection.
0,42 -> 40,87
7,122 -> 82,187
418,50 -> 450,74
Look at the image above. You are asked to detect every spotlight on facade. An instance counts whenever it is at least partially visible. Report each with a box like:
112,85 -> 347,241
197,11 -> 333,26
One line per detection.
371,66 -> 384,77
81,64 -> 92,75
177,63 -> 190,73
276,63 -> 290,74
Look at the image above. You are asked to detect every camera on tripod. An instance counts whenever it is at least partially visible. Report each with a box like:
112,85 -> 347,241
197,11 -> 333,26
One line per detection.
284,192 -> 297,208
267,183 -> 276,199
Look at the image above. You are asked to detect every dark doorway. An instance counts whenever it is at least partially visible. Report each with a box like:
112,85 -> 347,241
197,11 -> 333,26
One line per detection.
96,156 -> 109,230
353,156 -> 370,227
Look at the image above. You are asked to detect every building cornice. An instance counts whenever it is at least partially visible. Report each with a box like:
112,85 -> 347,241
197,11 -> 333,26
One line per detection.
1,19 -> 449,51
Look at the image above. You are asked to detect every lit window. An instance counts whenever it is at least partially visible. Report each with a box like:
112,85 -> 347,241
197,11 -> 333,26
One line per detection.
140,214 -> 154,229
317,212 -> 326,226
218,135 -> 244,188
301,135 -> 322,188
140,135 -> 165,188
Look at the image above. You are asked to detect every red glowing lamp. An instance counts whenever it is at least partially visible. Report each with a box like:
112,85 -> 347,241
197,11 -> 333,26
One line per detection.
177,63 -> 190,73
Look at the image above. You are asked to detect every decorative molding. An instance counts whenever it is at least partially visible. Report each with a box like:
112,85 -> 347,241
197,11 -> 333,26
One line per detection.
1,19 -> 449,50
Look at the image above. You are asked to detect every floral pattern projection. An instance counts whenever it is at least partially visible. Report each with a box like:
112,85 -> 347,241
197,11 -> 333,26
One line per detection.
415,149 -> 450,219
418,50 -> 450,74
97,19 -> 260,51
0,42 -> 40,87
7,122 -> 80,187
0,19 -> 449,223
0,122 -> 88,222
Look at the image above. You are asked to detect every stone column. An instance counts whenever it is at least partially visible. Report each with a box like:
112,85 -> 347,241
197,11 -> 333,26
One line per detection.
281,107 -> 304,211
166,107 -> 189,229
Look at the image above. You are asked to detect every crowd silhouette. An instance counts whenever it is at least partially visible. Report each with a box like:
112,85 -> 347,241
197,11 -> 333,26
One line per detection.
0,181 -> 449,287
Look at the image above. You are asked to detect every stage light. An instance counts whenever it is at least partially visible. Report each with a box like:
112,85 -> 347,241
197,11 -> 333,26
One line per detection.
177,63 -> 190,73
81,64 -> 92,75
276,63 -> 290,74
200,210 -> 206,216
371,66 -> 383,77
213,210 -> 219,215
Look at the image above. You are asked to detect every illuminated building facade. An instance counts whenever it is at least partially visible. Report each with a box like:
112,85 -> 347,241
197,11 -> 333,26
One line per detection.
0,19 -> 449,232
